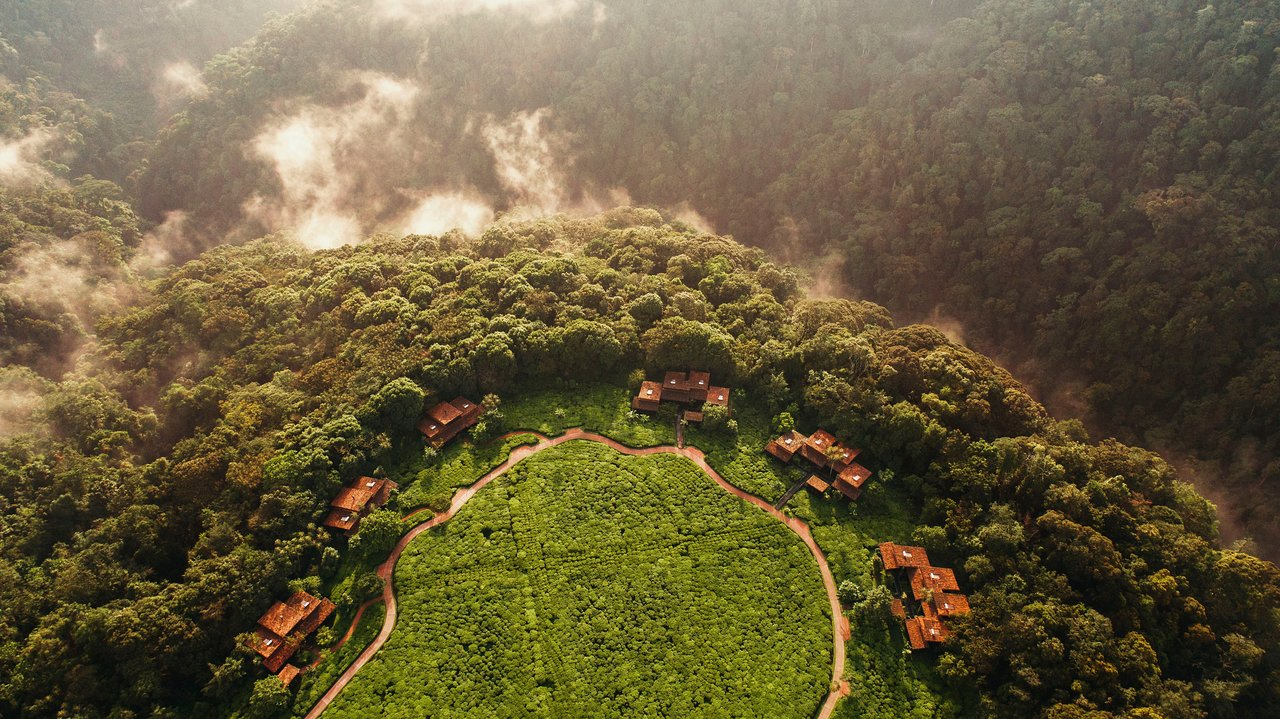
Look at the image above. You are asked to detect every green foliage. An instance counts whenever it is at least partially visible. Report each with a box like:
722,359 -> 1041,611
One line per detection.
246,676 -> 289,719
359,378 -> 424,434
324,442 -> 831,718
349,509 -> 400,561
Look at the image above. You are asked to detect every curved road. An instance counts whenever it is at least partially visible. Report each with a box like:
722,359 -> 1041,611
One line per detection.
304,429 -> 851,719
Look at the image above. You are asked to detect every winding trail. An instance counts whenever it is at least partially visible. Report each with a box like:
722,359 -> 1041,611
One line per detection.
303,429 -> 850,719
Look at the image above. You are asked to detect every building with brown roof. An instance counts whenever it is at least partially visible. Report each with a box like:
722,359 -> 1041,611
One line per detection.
905,616 -> 927,650
890,599 -> 907,620
832,462 -> 873,499
631,381 -> 663,411
879,542 -> 931,570
799,429 -> 839,466
806,475 -> 831,493
277,664 -> 301,687
323,476 -> 398,534
249,592 -> 336,674
631,371 -> 731,422
417,396 -> 484,448
930,593 -> 970,617
765,430 -> 805,462
908,566 -> 960,600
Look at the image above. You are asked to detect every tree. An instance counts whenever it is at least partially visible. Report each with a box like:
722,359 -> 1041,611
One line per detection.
350,509 -> 401,560
360,378 -> 425,433
837,580 -> 864,606
246,675 -> 290,718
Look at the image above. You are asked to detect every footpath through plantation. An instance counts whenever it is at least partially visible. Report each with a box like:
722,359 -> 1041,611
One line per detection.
321,438 -> 833,718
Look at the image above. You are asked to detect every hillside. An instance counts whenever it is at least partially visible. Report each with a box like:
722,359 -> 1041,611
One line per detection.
0,213 -> 1275,718
133,0 -> 1280,556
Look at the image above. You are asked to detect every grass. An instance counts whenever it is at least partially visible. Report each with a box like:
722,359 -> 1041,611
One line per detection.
393,433 -> 541,513
290,603 -> 387,717
500,382 -> 678,447
321,441 -> 832,719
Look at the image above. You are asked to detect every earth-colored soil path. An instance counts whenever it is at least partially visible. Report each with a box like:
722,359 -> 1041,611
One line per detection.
303,429 -> 851,719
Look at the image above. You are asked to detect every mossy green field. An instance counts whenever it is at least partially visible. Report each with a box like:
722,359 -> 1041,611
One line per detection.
323,441 -> 831,718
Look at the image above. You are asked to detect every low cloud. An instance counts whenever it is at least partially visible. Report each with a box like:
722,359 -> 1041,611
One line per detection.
154,61 -> 209,107
372,0 -> 589,25
482,109 -> 567,215
399,190 -> 496,236
0,129 -> 54,187
0,369 -> 47,438
245,72 -> 421,250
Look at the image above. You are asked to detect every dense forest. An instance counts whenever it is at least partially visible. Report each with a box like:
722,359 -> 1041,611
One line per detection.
0,213 -> 1276,718
1,1 -> 1279,718
130,0 -> 1280,554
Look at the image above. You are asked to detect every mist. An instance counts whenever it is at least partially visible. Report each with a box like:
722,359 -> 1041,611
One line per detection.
0,129 -> 55,187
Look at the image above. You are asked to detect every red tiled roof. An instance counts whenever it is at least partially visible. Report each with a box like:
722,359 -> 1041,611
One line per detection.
879,542 -> 930,570
331,486 -> 376,513
890,599 -> 906,620
323,508 -> 359,531
295,597 -> 337,636
705,386 -> 730,407
838,463 -> 872,487
806,475 -> 831,492
765,430 -> 805,462
908,566 -> 960,599
251,626 -> 286,659
662,371 -> 690,390
277,664 -> 301,687
931,592 -> 970,617
428,400 -> 463,425
905,617 -> 927,650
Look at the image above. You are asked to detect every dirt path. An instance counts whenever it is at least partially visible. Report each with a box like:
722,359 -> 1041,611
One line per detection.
303,429 -> 850,719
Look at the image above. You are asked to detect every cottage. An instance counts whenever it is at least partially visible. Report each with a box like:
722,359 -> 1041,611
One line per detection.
832,462 -> 873,499
631,381 -> 663,411
805,474 -> 831,492
250,592 -> 336,673
323,476 -> 398,534
765,430 -> 806,462
799,429 -> 839,466
417,396 -> 484,448
905,616 -> 927,650
631,371 -> 731,417
879,542 -> 931,570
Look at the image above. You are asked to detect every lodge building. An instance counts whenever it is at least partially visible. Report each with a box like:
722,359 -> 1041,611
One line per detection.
248,591 -> 336,684
417,396 -> 484,448
766,428 -> 873,499
631,370 -> 731,423
322,476 -> 398,534
878,542 -> 971,650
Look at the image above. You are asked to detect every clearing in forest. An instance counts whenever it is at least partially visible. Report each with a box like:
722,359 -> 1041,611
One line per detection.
322,440 -> 832,718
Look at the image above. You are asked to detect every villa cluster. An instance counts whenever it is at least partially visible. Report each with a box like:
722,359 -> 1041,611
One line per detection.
632,370 -> 731,423
417,396 -> 484,448
248,591 -> 336,685
322,476 -> 398,534
765,428 -> 873,499
879,542 -> 970,650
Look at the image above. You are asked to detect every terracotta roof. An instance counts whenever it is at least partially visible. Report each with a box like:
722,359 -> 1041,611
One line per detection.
920,616 -> 950,643
879,542 -> 931,570
331,486 -> 376,513
428,400 -> 463,425
905,617 -> 927,650
251,625 -> 286,659
827,443 -> 861,470
705,386 -> 730,407
258,599 -> 305,638
806,475 -> 831,492
908,566 -> 960,599
688,371 -> 711,389
800,429 -> 839,465
890,599 -> 906,620
931,592 -> 970,617
838,463 -> 872,488
634,381 -> 663,405
277,664 -> 301,687
450,397 -> 483,421
323,508 -> 359,531
263,638 -> 300,673
663,371 -> 690,390
683,410 -> 704,423
765,430 -> 805,462
295,597 -> 337,636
